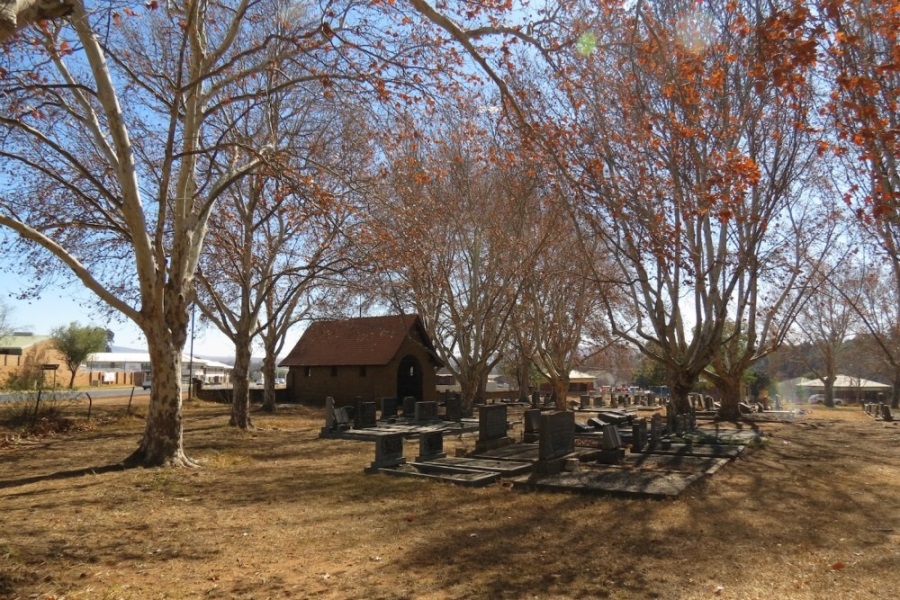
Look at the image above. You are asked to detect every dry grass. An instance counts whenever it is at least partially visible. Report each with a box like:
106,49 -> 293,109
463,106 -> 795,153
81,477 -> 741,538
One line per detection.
1,399 -> 899,600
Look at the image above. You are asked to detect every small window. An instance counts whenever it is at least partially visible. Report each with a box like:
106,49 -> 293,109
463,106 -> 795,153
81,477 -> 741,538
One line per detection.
304,367 -> 312,377
360,366 -> 367,377
331,366 -> 338,377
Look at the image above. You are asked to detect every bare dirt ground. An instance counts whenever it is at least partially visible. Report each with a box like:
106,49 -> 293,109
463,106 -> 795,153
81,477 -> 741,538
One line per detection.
1,398 -> 898,600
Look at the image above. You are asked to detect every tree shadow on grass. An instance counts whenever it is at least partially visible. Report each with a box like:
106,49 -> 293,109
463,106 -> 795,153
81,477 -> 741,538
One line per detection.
0,462 -> 129,491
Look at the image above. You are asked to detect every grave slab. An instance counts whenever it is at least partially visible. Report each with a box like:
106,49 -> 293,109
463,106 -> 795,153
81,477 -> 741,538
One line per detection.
414,456 -> 533,476
380,463 -> 501,487
512,468 -> 706,499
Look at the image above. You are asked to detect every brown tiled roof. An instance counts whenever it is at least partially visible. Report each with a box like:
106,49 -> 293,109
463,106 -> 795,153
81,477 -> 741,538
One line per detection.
279,314 -> 440,367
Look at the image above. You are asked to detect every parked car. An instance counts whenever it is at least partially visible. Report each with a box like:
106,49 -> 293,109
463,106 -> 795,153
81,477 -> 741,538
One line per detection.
275,377 -> 286,386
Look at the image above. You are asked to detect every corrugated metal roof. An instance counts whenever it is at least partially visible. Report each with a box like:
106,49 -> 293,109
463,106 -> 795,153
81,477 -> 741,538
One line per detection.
0,333 -> 50,350
279,314 -> 439,367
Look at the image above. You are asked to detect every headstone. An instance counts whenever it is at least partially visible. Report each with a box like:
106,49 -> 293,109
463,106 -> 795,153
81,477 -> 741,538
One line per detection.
881,404 -> 894,422
415,401 -> 439,422
356,401 -> 377,429
523,408 -> 541,442
704,395 -> 715,411
631,418 -> 648,452
649,413 -> 662,448
601,424 -> 622,450
531,390 -> 541,408
738,402 -> 754,414
665,401 -> 675,431
580,395 -> 591,410
445,394 -> 462,422
334,407 -> 351,430
381,397 -> 398,420
538,411 -> 576,461
479,404 -> 508,442
324,396 -> 336,431
674,414 -> 686,436
475,404 -> 513,452
595,394 -> 605,408
367,433 -> 406,472
415,431 -> 446,461
402,396 -> 416,417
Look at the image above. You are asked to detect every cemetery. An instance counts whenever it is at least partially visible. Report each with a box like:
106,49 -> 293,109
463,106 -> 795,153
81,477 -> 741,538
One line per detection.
1,396 -> 899,599
322,391 -> 775,499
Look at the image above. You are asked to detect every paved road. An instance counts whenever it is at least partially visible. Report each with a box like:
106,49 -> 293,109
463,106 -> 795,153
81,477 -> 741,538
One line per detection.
0,386 -> 150,403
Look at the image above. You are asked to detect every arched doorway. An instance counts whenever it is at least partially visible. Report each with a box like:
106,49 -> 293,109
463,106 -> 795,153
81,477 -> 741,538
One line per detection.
397,354 -> 423,401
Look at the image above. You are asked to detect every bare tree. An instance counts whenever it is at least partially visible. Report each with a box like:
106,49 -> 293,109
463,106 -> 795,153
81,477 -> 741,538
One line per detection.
369,104 -> 547,413
511,212 -> 617,409
791,267 -> 864,407
0,0 -> 456,465
528,0 -> 824,417
0,298 -> 12,340
817,0 -> 900,407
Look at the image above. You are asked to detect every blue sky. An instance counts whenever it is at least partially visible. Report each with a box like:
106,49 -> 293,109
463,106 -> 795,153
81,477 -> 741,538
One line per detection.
1,270 -> 238,357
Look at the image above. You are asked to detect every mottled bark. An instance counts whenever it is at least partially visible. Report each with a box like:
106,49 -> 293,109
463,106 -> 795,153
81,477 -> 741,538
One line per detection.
552,377 -> 569,411
230,334 -> 253,429
667,370 -> 697,415
714,376 -> 742,421
0,0 -> 74,43
125,324 -> 196,467
260,351 -> 277,413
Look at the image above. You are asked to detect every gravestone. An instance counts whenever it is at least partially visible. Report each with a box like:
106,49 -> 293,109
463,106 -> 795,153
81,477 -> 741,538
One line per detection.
881,404 -> 894,422
402,396 -> 417,417
597,424 -> 625,464
704,395 -> 715,411
475,404 -> 513,452
356,401 -> 377,429
523,409 -> 542,443
334,407 -> 352,430
366,433 -> 406,472
415,401 -> 439,422
416,431 -> 446,462
601,424 -> 622,450
665,401 -> 675,431
649,413 -> 662,448
674,414 -> 686,436
479,404 -> 508,441
538,411 -> 576,461
531,390 -> 541,408
580,395 -> 591,409
381,397 -> 398,420
324,396 -> 336,431
445,394 -> 462,422
631,418 -> 648,453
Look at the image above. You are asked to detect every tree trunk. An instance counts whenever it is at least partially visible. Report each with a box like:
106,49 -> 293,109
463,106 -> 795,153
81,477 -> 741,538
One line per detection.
458,371 -> 487,415
261,349 -> 277,413
515,357 -> 531,403
68,369 -> 77,389
553,377 -> 569,411
824,376 -> 836,408
667,370 -> 697,415
124,328 -> 196,467
715,375 -> 743,421
892,367 -> 900,410
230,336 -> 253,429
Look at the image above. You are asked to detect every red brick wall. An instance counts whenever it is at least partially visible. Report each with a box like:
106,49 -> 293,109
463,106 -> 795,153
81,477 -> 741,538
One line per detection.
286,337 -> 438,406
